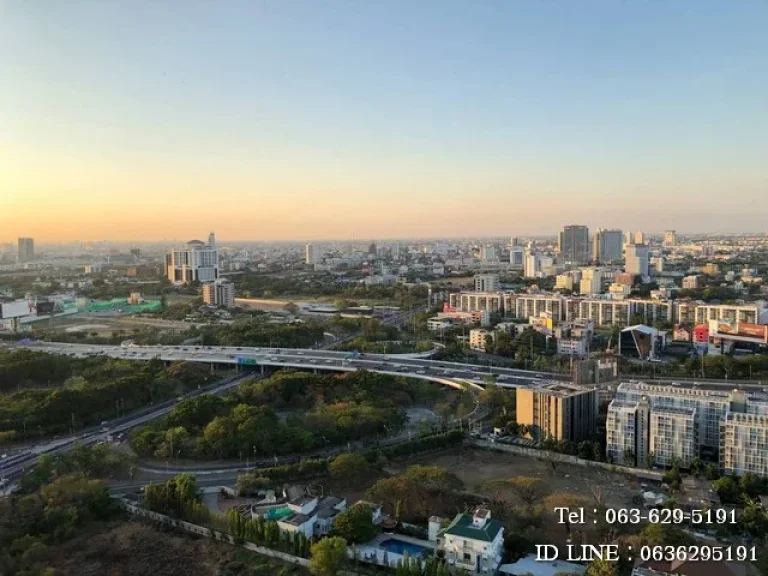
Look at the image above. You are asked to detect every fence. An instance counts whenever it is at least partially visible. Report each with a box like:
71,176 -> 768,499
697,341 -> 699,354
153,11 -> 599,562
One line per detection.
116,498 -> 310,568
469,439 -> 664,481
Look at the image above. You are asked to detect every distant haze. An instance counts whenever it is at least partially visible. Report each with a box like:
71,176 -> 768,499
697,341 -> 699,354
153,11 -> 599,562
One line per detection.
2,1 -> 767,241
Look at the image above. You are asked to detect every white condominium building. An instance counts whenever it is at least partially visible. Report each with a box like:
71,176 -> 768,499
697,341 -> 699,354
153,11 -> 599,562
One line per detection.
510,294 -> 565,322
166,234 -> 218,283
614,381 -> 732,452
474,274 -> 499,293
457,292 -> 504,314
606,398 -> 650,467
695,302 -> 768,325
720,412 -> 768,477
649,407 -> 698,468
610,381 -> 768,476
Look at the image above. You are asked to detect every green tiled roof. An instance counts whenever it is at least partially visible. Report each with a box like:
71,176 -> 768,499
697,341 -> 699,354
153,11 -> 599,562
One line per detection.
441,513 -> 503,542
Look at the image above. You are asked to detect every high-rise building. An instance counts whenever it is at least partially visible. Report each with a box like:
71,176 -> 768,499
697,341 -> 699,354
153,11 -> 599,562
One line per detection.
523,251 -> 540,278
609,382 -> 768,476
202,278 -> 235,308
480,244 -> 497,262
368,242 -> 377,255
474,274 -> 499,293
625,244 -> 649,276
305,242 -> 321,265
634,231 -> 645,245
592,229 -> 623,263
166,235 -> 218,283
516,382 -> 598,442
606,398 -> 650,467
509,245 -> 524,267
558,225 -> 590,264
663,230 -> 677,247
510,237 -> 520,247
578,268 -> 602,296
17,237 -> 35,263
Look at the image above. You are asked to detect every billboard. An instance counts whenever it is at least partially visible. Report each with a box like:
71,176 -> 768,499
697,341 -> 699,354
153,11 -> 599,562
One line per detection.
0,300 -> 34,319
710,320 -> 768,344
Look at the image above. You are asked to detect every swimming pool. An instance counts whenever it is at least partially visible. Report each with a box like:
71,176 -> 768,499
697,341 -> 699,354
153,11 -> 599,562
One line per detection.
379,538 -> 430,558
264,506 -> 293,520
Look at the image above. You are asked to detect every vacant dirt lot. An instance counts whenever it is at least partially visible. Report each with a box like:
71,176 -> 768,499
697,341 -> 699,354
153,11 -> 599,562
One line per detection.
393,447 -> 642,509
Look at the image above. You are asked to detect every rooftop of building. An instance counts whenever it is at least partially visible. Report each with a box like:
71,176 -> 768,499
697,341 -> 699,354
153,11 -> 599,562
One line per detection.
651,405 -> 697,417
280,513 -> 312,527
289,495 -> 316,507
441,511 -> 503,543
724,410 -> 768,424
524,381 -> 596,397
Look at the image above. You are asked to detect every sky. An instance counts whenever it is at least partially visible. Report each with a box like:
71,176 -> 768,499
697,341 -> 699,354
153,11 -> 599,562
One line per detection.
2,1 -> 767,242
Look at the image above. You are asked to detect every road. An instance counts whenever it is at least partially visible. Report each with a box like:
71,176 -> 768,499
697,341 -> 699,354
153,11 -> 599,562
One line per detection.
0,373 -> 254,485
0,331 -> 557,488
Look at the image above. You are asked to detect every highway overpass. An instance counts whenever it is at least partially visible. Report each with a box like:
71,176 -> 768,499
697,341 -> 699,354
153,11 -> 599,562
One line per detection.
11,341 -> 567,389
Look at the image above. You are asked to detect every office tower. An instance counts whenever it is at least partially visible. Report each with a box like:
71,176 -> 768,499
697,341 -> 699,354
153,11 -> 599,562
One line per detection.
474,274 -> 499,293
625,244 -> 649,276
523,250 -> 540,278
510,237 -> 520,247
558,225 -> 590,264
592,228 -> 623,263
202,278 -> 235,308
516,383 -> 599,442
166,234 -> 218,283
305,242 -> 321,265
663,230 -> 676,247
17,237 -> 34,262
480,244 -> 497,262
391,243 -> 401,259
509,245 -> 524,267
634,231 -> 645,245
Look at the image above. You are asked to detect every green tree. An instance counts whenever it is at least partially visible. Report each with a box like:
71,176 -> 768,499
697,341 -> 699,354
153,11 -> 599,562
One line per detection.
329,453 -> 372,484
505,476 -> 551,507
585,557 -> 618,576
309,536 -> 347,576
331,504 -> 378,544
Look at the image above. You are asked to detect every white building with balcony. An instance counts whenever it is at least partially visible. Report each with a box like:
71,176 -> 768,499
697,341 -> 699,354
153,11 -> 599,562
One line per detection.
439,508 -> 504,574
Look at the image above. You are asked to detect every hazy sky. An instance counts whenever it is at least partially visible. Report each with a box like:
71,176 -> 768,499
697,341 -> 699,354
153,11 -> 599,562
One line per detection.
2,1 -> 767,242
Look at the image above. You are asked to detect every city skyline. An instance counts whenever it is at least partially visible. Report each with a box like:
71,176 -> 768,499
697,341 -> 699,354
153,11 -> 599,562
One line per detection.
3,1 -> 768,241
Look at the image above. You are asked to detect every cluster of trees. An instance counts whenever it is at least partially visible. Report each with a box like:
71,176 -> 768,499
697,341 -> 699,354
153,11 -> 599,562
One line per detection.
143,473 -> 212,525
203,319 -> 325,348
0,353 -> 213,439
131,370 -> 449,461
0,473 -> 113,575
20,443 -> 137,492
235,431 -> 465,495
227,509 -> 312,557
365,465 -> 465,524
235,273 -> 428,309
395,554 -> 451,576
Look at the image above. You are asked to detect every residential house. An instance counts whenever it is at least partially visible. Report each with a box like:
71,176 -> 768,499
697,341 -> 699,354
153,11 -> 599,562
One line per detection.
439,508 -> 504,574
